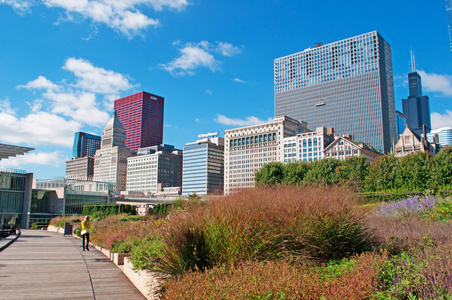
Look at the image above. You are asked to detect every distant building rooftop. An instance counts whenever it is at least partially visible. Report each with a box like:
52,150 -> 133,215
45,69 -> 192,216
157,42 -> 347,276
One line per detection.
0,143 -> 34,160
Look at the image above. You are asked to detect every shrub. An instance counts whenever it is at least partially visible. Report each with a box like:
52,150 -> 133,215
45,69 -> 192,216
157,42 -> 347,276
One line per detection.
129,235 -> 165,271
161,252 -> 382,300
110,238 -> 139,254
159,186 -> 372,275
423,198 -> 452,221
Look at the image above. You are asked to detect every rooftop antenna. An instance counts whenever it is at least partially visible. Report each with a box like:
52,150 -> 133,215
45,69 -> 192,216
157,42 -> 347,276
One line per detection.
410,48 -> 416,73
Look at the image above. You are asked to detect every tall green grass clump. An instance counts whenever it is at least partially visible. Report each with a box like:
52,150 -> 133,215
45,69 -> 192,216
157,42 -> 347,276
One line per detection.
159,186 -> 372,275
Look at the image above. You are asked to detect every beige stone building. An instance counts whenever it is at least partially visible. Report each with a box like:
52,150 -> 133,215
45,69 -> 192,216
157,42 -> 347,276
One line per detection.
224,116 -> 308,194
94,112 -> 134,191
323,136 -> 382,162
393,127 -> 435,158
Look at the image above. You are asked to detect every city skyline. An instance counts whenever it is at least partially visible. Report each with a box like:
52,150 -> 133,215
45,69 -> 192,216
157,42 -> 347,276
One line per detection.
0,0 -> 451,179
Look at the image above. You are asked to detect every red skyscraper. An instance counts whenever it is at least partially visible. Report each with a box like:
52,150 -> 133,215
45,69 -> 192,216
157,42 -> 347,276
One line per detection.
113,91 -> 164,152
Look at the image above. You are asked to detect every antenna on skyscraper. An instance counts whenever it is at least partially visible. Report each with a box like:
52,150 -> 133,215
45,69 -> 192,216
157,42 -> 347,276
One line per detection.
410,48 -> 416,73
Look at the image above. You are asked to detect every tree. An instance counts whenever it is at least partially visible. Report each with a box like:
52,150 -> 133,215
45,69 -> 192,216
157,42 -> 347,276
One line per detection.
254,162 -> 284,187
282,162 -> 311,185
337,156 -> 371,192
430,146 -> 452,189
303,158 -> 342,185
364,154 -> 399,192
394,151 -> 432,191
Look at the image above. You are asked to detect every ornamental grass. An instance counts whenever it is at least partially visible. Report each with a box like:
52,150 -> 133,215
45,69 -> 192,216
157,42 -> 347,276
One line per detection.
159,185 -> 372,275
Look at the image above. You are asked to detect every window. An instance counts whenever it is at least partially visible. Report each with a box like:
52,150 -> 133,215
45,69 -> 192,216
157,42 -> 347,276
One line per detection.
303,139 -> 307,147
308,138 -> 312,147
313,138 -> 317,146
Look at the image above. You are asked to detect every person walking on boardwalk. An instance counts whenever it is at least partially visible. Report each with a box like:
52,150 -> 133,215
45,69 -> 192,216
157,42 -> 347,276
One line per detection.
81,215 -> 91,251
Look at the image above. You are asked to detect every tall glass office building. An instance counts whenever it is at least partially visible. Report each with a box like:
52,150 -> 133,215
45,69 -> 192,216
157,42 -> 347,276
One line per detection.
72,132 -> 101,158
182,133 -> 224,195
446,0 -> 452,62
274,31 -> 396,153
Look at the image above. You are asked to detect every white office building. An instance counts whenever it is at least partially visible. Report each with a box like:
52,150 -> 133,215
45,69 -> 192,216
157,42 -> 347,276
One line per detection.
224,115 -> 308,193
126,145 -> 182,194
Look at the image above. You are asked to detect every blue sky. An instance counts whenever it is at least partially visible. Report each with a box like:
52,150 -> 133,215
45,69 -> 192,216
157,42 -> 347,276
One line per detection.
0,0 -> 451,179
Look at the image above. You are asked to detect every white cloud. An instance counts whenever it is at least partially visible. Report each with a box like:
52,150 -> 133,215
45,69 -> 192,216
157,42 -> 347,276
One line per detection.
205,89 -> 213,95
216,42 -> 241,57
63,58 -> 133,94
0,0 -> 32,13
0,151 -> 66,168
418,70 -> 452,97
215,114 -> 273,126
431,110 -> 452,129
0,111 -> 80,147
18,75 -> 61,91
0,98 -> 16,115
17,58 -> 129,128
44,91 -> 110,126
160,41 -> 219,76
161,41 -> 241,76
233,78 -> 245,83
194,118 -> 200,122
2,0 -> 190,37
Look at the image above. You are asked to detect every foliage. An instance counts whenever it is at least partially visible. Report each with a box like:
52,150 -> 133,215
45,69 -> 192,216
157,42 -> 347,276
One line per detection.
161,253 -> 382,300
375,196 -> 438,218
159,186 -> 371,275
365,155 -> 399,192
281,162 -> 311,185
188,193 -> 201,201
303,158 -> 342,185
129,235 -> 165,271
148,204 -> 170,215
423,198 -> 452,221
394,151 -> 432,191
254,162 -> 285,187
430,146 -> 452,189
82,204 -> 136,219
49,215 -> 83,227
110,238 -> 139,254
336,155 -> 370,192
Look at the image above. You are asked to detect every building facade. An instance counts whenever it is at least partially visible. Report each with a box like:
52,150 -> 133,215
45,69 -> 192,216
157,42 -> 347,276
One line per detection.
182,133 -> 225,195
428,127 -> 452,148
93,112 -> 134,191
114,91 -> 164,152
65,156 -> 95,179
402,72 -> 431,136
446,0 -> 452,62
282,127 -> 335,163
274,31 -> 396,153
126,145 -> 183,194
393,127 -> 435,157
72,132 -> 101,158
323,136 -> 382,162
34,178 -> 112,215
224,116 -> 308,193
0,169 -> 33,229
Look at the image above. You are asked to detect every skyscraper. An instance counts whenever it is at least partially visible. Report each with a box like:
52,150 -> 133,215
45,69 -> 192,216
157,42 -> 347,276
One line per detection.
72,132 -> 101,158
182,132 -> 224,195
93,112 -> 134,191
395,110 -> 407,141
446,0 -> 452,62
114,91 -> 164,153
402,71 -> 431,137
274,31 -> 396,153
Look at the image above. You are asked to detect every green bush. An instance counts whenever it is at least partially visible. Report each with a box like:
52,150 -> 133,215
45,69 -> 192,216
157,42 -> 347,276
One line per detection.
424,199 -> 452,221
129,236 -> 165,271
110,239 -> 139,254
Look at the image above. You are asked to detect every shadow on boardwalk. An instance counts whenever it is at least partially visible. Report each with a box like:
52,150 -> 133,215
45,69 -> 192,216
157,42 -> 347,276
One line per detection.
0,229 -> 145,300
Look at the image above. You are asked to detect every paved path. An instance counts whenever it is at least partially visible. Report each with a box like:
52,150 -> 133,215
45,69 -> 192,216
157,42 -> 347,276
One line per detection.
0,229 -> 145,300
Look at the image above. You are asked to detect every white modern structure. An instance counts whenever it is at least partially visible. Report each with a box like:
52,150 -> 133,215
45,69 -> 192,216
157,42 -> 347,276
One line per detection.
93,112 -> 134,191
282,127 -> 335,163
182,132 -> 224,195
428,127 -> 452,148
126,145 -> 182,194
224,115 -> 308,193
274,31 -> 396,153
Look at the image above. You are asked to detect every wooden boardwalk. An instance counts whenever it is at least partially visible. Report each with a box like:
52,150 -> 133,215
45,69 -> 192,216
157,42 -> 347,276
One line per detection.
0,229 -> 145,300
